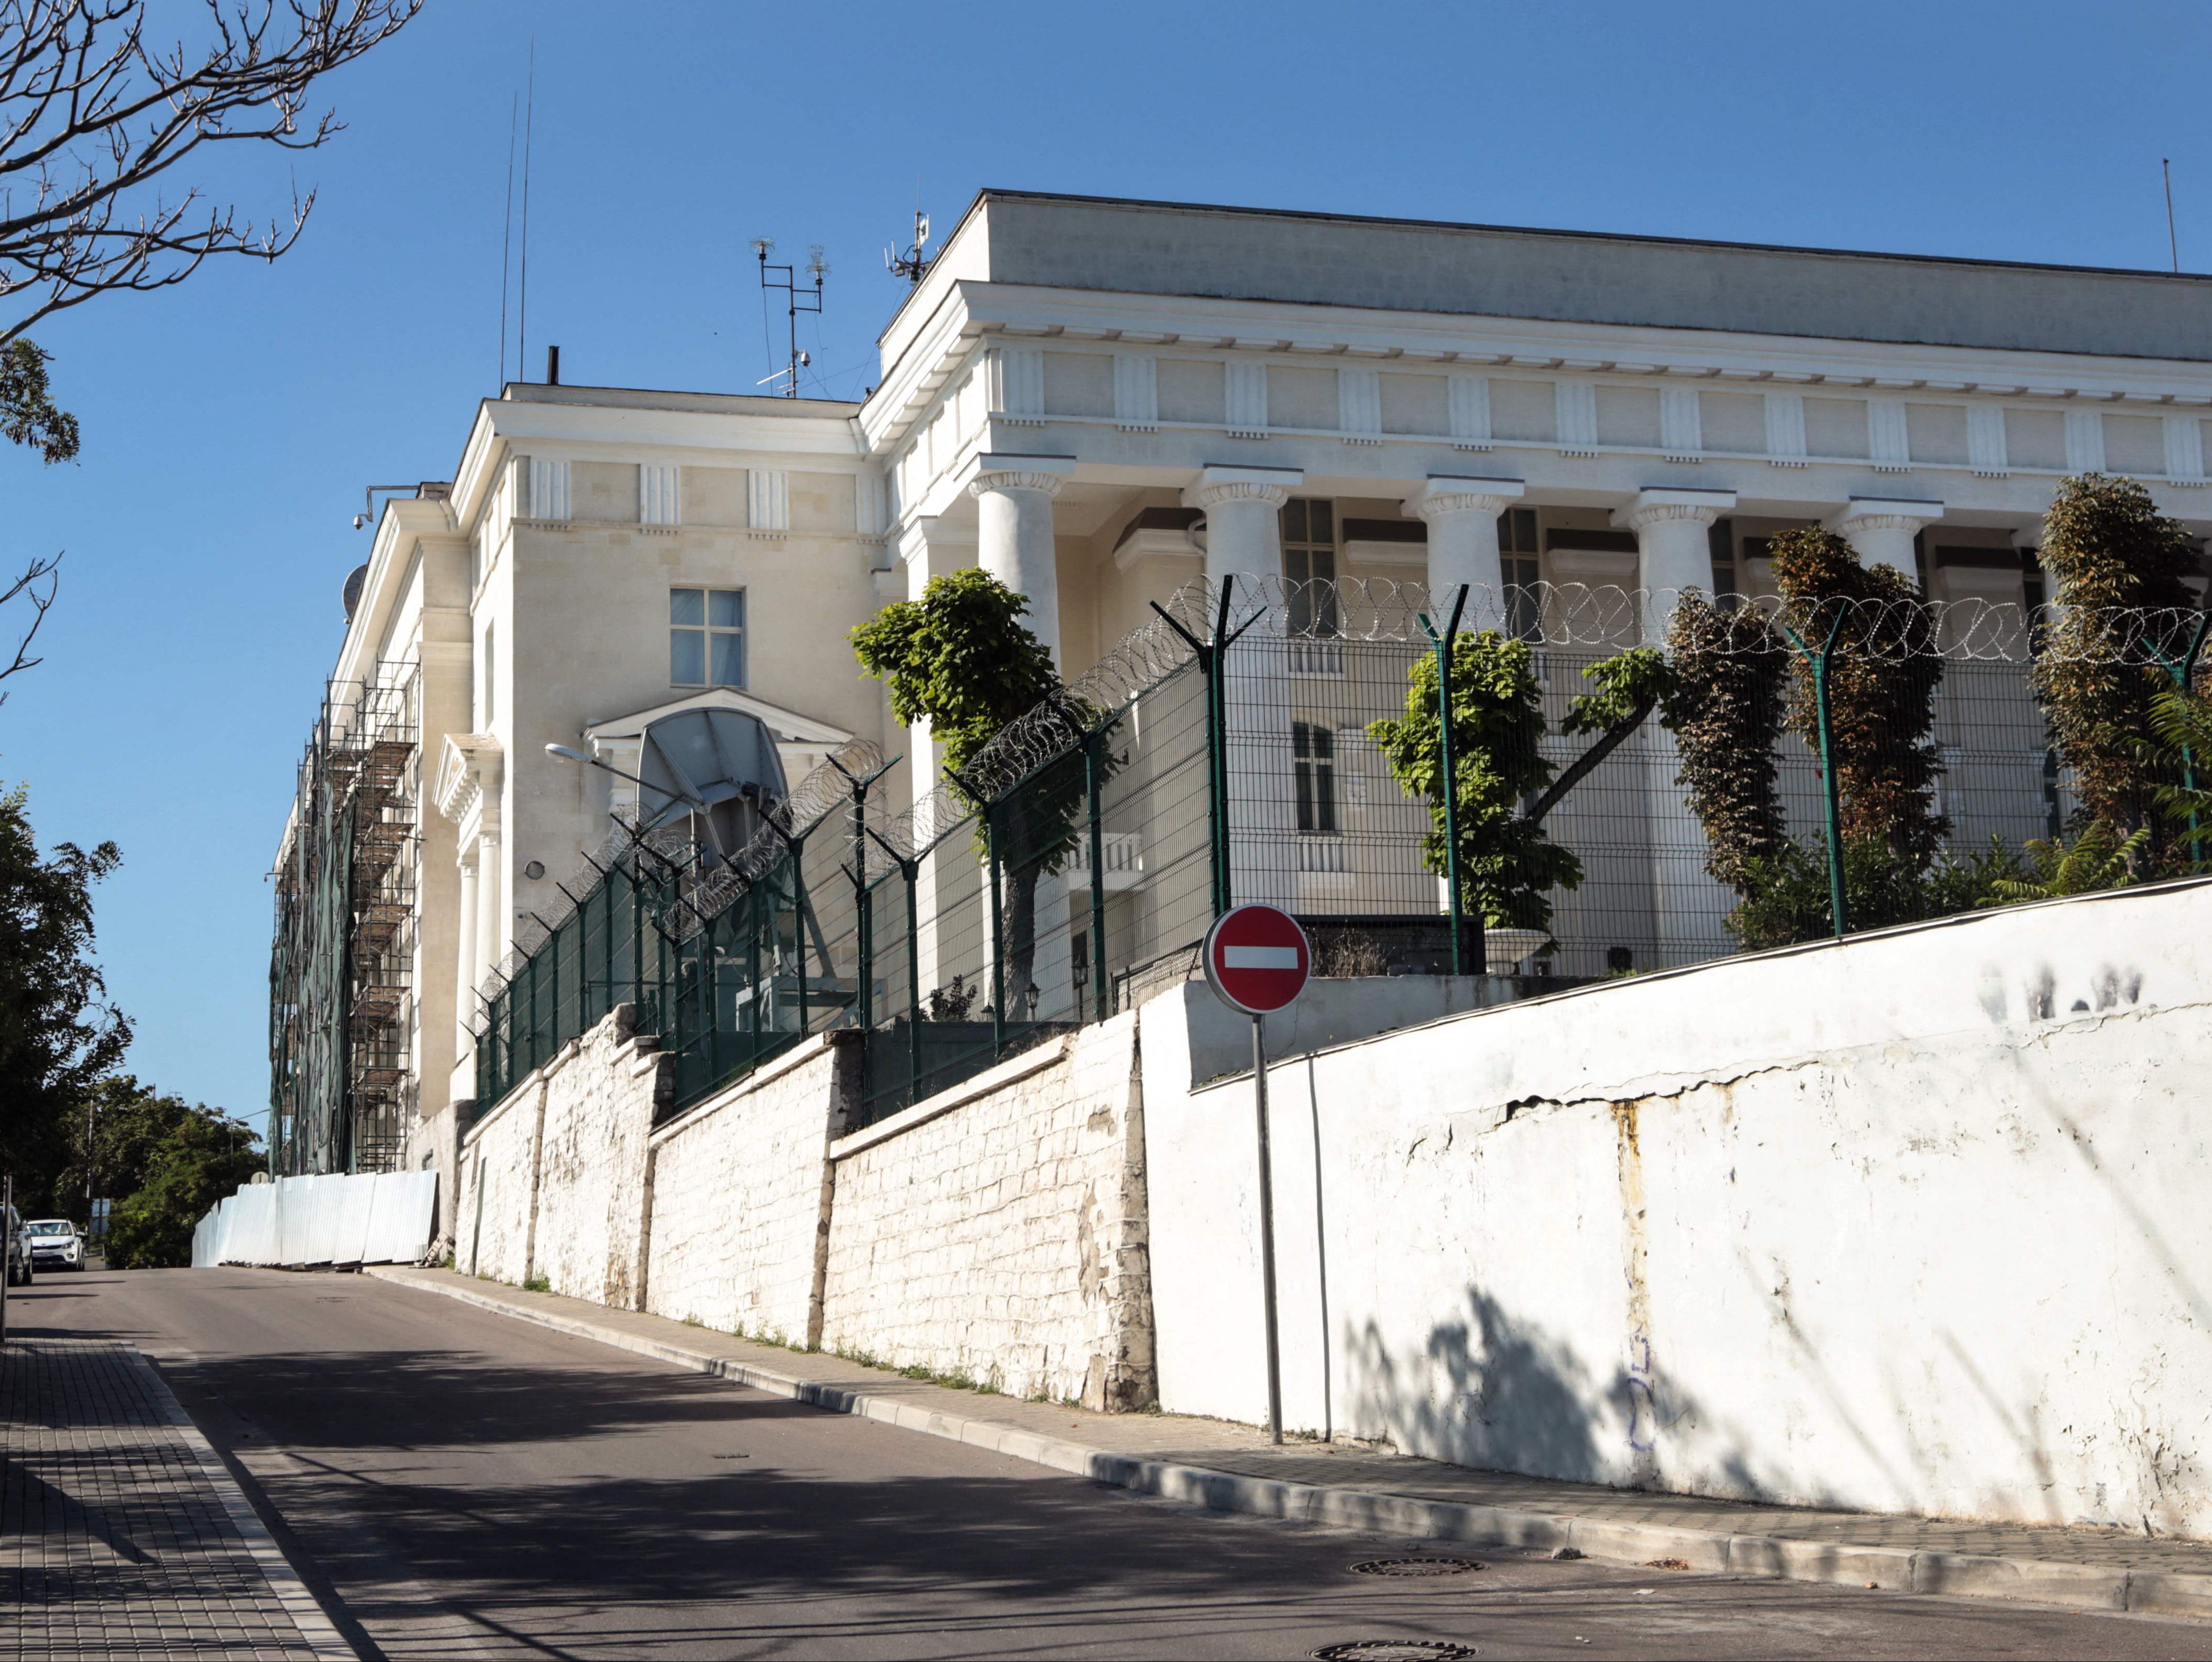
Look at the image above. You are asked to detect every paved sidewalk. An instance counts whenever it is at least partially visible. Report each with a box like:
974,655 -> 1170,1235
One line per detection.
371,1264 -> 2212,1622
3,1335 -> 348,1660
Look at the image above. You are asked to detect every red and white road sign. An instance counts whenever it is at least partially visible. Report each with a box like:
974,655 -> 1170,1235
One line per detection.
1203,904 -> 1311,1016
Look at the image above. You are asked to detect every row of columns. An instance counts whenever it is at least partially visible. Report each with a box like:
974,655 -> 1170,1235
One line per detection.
949,458 -> 1946,970
963,458 -> 1943,661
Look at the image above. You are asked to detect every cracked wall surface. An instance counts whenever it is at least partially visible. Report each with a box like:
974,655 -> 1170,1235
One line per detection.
645,1035 -> 853,1347
820,1013 -> 1155,1411
1142,879 -> 2212,1538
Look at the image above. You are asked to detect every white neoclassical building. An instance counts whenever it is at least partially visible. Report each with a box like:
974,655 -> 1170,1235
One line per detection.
299,189 -> 2212,1217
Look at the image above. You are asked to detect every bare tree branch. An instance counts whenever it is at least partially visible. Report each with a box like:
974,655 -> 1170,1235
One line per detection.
0,1 -> 420,348
0,547 -> 59,702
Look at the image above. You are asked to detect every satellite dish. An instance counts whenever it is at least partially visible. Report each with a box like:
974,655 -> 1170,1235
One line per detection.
342,563 -> 369,621
635,708 -> 789,860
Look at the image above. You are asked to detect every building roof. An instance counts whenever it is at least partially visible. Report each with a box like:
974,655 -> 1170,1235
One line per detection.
918,189 -> 2212,363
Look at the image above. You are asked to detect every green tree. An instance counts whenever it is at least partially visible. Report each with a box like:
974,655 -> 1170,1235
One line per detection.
1768,526 -> 1949,867
105,1108 -> 262,1270
852,568 -> 1089,1016
0,784 -> 128,1213
1663,594 -> 1789,892
53,1074 -> 209,1225
1367,633 -> 1669,934
2032,473 -> 2202,870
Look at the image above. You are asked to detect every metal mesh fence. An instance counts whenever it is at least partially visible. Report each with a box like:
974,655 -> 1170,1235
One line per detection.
465,577 -> 2210,1134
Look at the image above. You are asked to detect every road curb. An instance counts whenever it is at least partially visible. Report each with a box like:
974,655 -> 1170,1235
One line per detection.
365,1266 -> 2212,1622
128,1346 -> 357,1659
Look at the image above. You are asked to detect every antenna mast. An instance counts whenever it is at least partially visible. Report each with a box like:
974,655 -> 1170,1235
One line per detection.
753,239 -> 827,398
886,209 -> 931,286
2165,158 -> 2181,274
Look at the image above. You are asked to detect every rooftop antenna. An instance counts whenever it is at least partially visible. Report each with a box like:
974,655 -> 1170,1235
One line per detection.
755,238 -> 827,398
886,209 -> 931,286
497,93 -> 516,388
517,41 -> 536,381
2165,158 -> 2180,274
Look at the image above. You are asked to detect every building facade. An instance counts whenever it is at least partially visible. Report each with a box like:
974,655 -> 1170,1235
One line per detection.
277,190 -> 2212,1230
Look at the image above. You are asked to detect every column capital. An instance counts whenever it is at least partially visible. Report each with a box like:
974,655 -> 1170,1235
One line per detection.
1405,475 -> 1525,521
1613,487 -> 1738,534
960,451 -> 1073,502
1182,464 -> 1303,512
1826,496 -> 1944,537
968,468 -> 1068,500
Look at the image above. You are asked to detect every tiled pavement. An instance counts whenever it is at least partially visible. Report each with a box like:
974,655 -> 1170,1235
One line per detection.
372,1264 -> 2212,1616
3,1336 -> 346,1660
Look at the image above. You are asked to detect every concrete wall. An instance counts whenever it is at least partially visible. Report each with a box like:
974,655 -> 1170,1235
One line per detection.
1141,879 -> 2212,1539
458,1070 -> 542,1285
644,1035 -> 852,1346
819,1015 -> 1155,1410
529,1009 -> 664,1310
459,1008 -> 1156,1412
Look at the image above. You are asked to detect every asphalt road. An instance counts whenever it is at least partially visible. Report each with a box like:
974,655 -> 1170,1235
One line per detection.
17,1266 -> 2212,1661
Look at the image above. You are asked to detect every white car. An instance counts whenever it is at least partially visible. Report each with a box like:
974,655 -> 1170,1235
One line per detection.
22,1219 -> 85,1272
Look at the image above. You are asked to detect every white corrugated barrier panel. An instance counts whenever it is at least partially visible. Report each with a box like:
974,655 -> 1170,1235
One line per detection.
191,1170 -> 438,1268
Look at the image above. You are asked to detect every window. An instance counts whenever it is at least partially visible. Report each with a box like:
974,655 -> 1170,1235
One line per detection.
1294,721 -> 1336,833
481,624 -> 495,727
1282,498 -> 1338,635
672,588 -> 745,687
1499,508 -> 1539,640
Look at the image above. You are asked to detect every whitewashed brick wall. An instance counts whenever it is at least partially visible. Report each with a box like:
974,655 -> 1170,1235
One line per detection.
531,1009 -> 664,1310
818,1014 -> 1155,1410
643,1034 -> 852,1346
458,1076 -> 541,1285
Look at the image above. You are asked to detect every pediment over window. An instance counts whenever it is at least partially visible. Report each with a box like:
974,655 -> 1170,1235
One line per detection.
435,733 -> 503,829
583,689 -> 853,804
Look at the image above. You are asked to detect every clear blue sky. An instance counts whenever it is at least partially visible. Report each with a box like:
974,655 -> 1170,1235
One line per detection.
5,0 -> 2207,1131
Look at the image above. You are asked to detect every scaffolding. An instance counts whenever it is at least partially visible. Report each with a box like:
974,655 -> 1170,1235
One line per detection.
269,667 -> 420,1175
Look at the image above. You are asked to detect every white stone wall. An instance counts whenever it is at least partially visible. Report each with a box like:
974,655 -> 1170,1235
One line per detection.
819,1015 -> 1154,1410
530,1010 -> 664,1310
457,1075 -> 541,1285
644,1035 -> 851,1346
1142,879 -> 2212,1539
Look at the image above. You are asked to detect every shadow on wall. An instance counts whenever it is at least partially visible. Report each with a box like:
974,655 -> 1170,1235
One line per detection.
1344,1289 -> 1756,1501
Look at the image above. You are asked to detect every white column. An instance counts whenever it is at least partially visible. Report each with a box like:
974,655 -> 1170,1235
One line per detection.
1184,466 -> 1302,912
1612,488 -> 1738,969
1184,466 -> 1301,587
1406,476 -> 1524,629
1828,498 -> 1942,583
969,462 -> 1068,667
1613,488 -> 1738,638
476,832 -> 503,983
455,854 -> 479,1052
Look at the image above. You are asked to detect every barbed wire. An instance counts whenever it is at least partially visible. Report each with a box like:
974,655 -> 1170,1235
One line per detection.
477,574 -> 2211,1023
1179,576 -> 2210,666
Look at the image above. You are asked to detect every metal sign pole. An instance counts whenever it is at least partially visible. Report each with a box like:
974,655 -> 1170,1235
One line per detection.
2,1174 -> 12,1348
1252,1013 -> 1283,1446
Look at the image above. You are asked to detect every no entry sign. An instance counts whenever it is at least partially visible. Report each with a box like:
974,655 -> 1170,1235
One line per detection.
1204,904 -> 1311,1015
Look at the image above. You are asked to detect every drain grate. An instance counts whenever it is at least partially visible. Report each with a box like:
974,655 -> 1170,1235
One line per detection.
1348,1559 -> 1484,1578
1312,1643 -> 1481,1662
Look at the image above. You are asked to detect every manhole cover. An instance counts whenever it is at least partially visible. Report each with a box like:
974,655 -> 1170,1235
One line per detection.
1349,1558 -> 1485,1578
1312,1643 -> 1480,1662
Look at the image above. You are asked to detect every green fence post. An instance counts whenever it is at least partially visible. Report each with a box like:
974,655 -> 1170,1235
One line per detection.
985,804 -> 1005,1059
789,835 -> 811,1035
904,857 -> 922,1105
1420,586 -> 1474,976
2145,613 -> 2212,862
1780,608 -> 1851,941
1084,725 -> 1111,1022
1148,580 -> 1255,921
